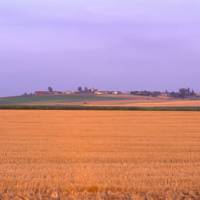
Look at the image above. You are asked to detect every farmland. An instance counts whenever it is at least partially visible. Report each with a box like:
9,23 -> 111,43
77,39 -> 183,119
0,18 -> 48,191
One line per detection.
0,110 -> 200,199
1,95 -> 200,110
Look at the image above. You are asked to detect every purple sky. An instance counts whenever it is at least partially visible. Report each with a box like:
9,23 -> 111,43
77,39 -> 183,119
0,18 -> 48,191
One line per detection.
0,0 -> 200,96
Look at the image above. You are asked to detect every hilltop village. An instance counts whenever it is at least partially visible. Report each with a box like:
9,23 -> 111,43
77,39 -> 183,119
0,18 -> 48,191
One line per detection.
22,87 -> 200,99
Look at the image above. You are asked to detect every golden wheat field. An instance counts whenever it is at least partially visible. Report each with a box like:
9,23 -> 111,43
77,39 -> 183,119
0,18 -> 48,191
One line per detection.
0,110 -> 200,199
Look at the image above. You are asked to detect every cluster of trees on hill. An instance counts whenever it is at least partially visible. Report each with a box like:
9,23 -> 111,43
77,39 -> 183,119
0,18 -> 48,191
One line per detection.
167,88 -> 196,98
130,91 -> 161,97
130,88 -> 197,98
77,86 -> 97,94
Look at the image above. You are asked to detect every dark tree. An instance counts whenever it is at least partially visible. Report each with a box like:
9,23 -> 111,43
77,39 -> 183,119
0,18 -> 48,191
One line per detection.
84,87 -> 89,93
179,88 -> 190,98
77,86 -> 83,93
48,87 -> 53,92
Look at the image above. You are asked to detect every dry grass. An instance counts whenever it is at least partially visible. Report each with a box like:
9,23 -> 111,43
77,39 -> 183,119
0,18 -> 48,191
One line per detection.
120,100 -> 200,107
0,110 -> 200,199
87,99 -> 200,107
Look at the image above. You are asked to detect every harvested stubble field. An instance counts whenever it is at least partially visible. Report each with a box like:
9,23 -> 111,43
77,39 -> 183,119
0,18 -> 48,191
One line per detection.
0,111 -> 200,199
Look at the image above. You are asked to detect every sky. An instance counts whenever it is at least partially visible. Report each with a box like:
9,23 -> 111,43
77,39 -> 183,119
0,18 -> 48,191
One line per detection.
0,0 -> 200,96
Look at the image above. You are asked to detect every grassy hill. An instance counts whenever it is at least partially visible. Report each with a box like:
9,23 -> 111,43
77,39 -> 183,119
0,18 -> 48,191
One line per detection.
0,94 -> 125,105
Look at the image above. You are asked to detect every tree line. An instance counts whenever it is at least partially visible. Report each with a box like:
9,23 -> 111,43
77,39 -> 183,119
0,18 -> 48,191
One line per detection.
130,88 -> 197,98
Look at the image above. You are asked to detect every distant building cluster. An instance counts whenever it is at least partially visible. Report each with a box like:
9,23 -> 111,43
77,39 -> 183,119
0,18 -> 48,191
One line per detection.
23,86 -> 199,99
32,86 -> 123,96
